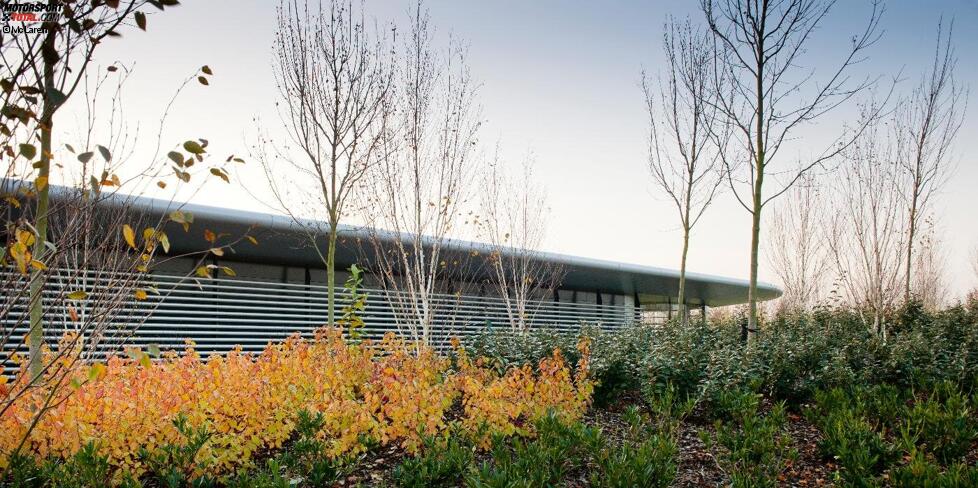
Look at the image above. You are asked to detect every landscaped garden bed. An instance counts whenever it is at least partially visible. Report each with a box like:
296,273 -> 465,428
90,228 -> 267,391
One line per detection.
2,299 -> 978,486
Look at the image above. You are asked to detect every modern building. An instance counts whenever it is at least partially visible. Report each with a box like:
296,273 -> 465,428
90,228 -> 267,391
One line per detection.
2,187 -> 781,365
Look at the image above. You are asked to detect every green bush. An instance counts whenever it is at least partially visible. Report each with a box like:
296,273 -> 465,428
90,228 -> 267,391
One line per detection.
704,389 -> 797,488
589,406 -> 678,488
393,433 -> 474,488
138,415 -> 216,488
888,450 -> 978,488
1,442 -> 137,488
806,388 -> 897,485
465,325 -> 655,406
897,383 -> 977,464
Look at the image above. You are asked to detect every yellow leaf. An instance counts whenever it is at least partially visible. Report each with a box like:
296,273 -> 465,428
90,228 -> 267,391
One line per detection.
67,290 -> 88,300
195,266 -> 212,278
160,232 -> 171,253
122,224 -> 136,249
30,259 -> 46,270
246,235 -> 258,245
210,247 -> 224,257
134,289 -> 148,300
35,176 -> 47,191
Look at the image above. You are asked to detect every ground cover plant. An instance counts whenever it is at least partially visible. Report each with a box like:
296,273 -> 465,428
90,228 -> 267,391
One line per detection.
2,298 -> 977,486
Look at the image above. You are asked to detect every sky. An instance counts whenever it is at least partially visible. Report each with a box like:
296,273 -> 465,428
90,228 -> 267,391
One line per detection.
60,0 -> 978,298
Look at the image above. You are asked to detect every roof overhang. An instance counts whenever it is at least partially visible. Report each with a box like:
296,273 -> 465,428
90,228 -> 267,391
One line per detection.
8,182 -> 782,307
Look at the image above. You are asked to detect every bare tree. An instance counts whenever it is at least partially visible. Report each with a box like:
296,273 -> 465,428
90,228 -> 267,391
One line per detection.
363,3 -> 482,348
478,152 -> 563,332
910,216 -> 948,311
2,66 -> 248,462
972,244 -> 978,284
642,17 -> 727,325
894,22 -> 966,303
828,113 -> 905,336
254,0 -> 394,326
0,1 -> 189,377
700,0 -> 884,341
765,173 -> 829,313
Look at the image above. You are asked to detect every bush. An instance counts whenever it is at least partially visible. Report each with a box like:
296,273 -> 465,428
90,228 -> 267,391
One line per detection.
888,450 -> 978,488
0,328 -> 593,484
704,389 -> 797,488
589,406 -> 678,488
466,413 -> 599,487
897,382 -> 977,464
806,388 -> 897,484
465,324 -> 654,406
393,433 -> 474,488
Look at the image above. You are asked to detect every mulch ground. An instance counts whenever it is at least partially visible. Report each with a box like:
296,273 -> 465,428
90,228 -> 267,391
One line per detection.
334,399 -> 842,487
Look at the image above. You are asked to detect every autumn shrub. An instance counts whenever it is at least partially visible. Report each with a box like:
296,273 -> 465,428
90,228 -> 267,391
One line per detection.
454,337 -> 594,448
465,324 -> 653,406
0,327 -> 594,485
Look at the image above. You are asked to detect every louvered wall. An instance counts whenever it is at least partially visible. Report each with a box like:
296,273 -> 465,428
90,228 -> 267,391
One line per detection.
2,269 -> 644,375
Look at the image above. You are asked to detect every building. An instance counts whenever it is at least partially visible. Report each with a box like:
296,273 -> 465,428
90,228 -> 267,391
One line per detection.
2,187 -> 781,366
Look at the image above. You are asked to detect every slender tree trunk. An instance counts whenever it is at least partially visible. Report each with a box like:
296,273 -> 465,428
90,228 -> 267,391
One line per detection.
747,200 -> 762,343
747,32 -> 765,343
28,25 -> 58,379
678,228 -> 689,326
904,194 -> 918,303
326,219 -> 338,326
747,147 -> 764,342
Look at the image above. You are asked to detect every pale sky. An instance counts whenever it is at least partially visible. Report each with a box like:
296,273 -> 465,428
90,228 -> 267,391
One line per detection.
61,0 -> 978,297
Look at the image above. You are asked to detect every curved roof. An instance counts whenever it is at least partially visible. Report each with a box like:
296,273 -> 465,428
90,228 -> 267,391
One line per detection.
20,182 -> 781,307
129,197 -> 781,308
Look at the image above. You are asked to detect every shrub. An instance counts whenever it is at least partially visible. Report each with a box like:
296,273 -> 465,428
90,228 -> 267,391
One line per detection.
897,382 -> 977,464
464,325 -> 653,406
806,388 -> 896,485
454,338 -> 594,448
392,433 -> 474,488
138,414 -> 216,488
888,450 -> 978,488
589,406 -> 678,488
704,390 -> 797,488
466,413 -> 598,488
0,328 -> 593,484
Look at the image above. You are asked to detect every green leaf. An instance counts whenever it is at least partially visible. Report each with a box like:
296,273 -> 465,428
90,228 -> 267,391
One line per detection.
88,362 -> 106,381
183,140 -> 206,154
97,145 -> 112,161
147,343 -> 161,358
135,11 -> 147,31
78,151 -> 94,163
18,143 -> 36,160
